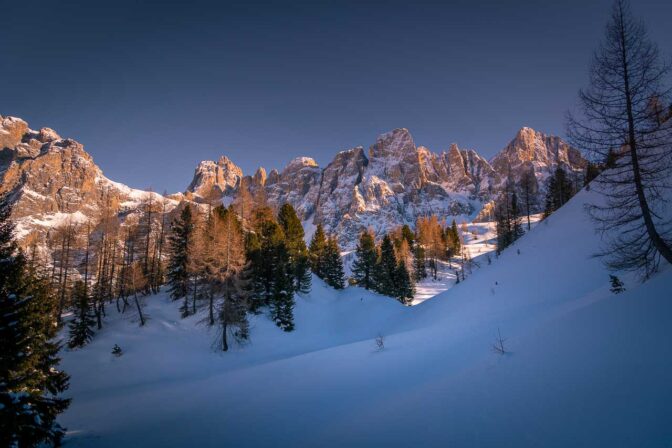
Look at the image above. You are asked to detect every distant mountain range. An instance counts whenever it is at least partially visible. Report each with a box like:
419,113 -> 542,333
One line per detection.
0,114 -> 586,249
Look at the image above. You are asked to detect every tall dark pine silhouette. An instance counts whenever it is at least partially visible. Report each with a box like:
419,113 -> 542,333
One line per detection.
68,281 -> 96,349
167,204 -> 194,302
308,223 -> 327,278
0,194 -> 70,447
373,235 -> 398,297
278,203 -> 311,294
322,236 -> 345,290
352,230 -> 377,289
568,0 -> 672,276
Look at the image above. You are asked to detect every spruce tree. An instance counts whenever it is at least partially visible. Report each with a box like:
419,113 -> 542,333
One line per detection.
400,224 -> 415,249
323,236 -> 345,289
395,260 -> 414,305
167,204 -> 194,301
373,235 -> 398,296
352,230 -> 376,289
248,211 -> 295,330
544,167 -> 573,217
278,203 -> 311,294
511,192 -> 524,240
0,194 -> 70,447
68,281 -> 96,349
413,244 -> 427,281
447,219 -> 461,256
308,223 -> 327,278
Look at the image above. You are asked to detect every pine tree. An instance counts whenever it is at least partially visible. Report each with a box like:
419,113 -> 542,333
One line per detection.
544,167 -> 573,217
68,281 -> 96,349
519,168 -> 537,230
395,260 -> 414,305
247,210 -> 295,330
373,234 -> 398,296
511,192 -> 524,240
308,223 -> 327,278
278,203 -> 311,294
443,219 -> 461,258
167,204 -> 194,302
413,244 -> 427,281
352,230 -> 376,289
400,224 -> 415,249
0,194 -> 70,447
323,236 -> 345,289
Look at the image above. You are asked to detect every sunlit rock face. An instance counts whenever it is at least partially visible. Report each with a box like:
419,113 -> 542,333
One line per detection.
179,126 -> 586,247
186,156 -> 243,200
0,115 -> 176,244
2,113 -> 586,250
265,157 -> 322,220
490,127 -> 587,196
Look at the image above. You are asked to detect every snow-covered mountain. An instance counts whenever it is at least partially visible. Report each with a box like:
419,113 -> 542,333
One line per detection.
1,114 -> 586,249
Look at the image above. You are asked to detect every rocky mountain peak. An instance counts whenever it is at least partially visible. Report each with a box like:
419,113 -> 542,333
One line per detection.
253,167 -> 267,186
186,155 -> 243,198
369,128 -> 415,160
491,127 -> 587,177
283,156 -> 319,174
0,115 -> 29,149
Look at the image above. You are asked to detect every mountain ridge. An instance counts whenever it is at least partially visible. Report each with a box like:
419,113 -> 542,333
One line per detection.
0,114 -> 587,249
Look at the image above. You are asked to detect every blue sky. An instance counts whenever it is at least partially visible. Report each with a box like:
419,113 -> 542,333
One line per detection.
2,0 -> 671,193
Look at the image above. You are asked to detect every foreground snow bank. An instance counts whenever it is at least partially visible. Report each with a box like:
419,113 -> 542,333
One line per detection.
61,187 -> 672,447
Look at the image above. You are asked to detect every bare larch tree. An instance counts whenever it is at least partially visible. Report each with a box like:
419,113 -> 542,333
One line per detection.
568,0 -> 672,277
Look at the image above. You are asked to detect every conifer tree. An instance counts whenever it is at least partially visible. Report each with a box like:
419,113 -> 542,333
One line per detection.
308,223 -> 327,278
269,244 -> 295,331
495,184 -> 524,254
519,168 -> 537,230
247,209 -> 295,330
413,244 -> 427,282
395,260 -> 414,305
323,236 -> 345,289
167,204 -> 194,302
278,203 -> 311,293
544,167 -> 573,217
400,224 -> 415,249
352,230 -> 377,289
446,219 -> 461,257
68,281 -> 96,349
0,194 -> 70,447
373,235 -> 398,296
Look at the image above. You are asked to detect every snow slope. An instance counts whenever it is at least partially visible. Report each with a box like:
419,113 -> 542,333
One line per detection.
60,186 -> 672,447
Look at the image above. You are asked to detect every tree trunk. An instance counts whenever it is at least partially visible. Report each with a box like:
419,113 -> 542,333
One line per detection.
134,293 -> 146,326
619,6 -> 672,266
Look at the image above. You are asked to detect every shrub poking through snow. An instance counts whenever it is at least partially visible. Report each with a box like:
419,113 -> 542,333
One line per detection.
492,328 -> 508,355
375,334 -> 385,351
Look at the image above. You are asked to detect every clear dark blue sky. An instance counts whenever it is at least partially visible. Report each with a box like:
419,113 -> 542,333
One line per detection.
2,0 -> 671,193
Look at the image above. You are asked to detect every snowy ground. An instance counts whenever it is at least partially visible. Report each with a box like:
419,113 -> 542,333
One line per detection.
413,214 -> 543,304
59,192 -> 672,447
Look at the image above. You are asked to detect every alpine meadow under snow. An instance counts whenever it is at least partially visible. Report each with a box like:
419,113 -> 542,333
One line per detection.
59,185 -> 672,447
